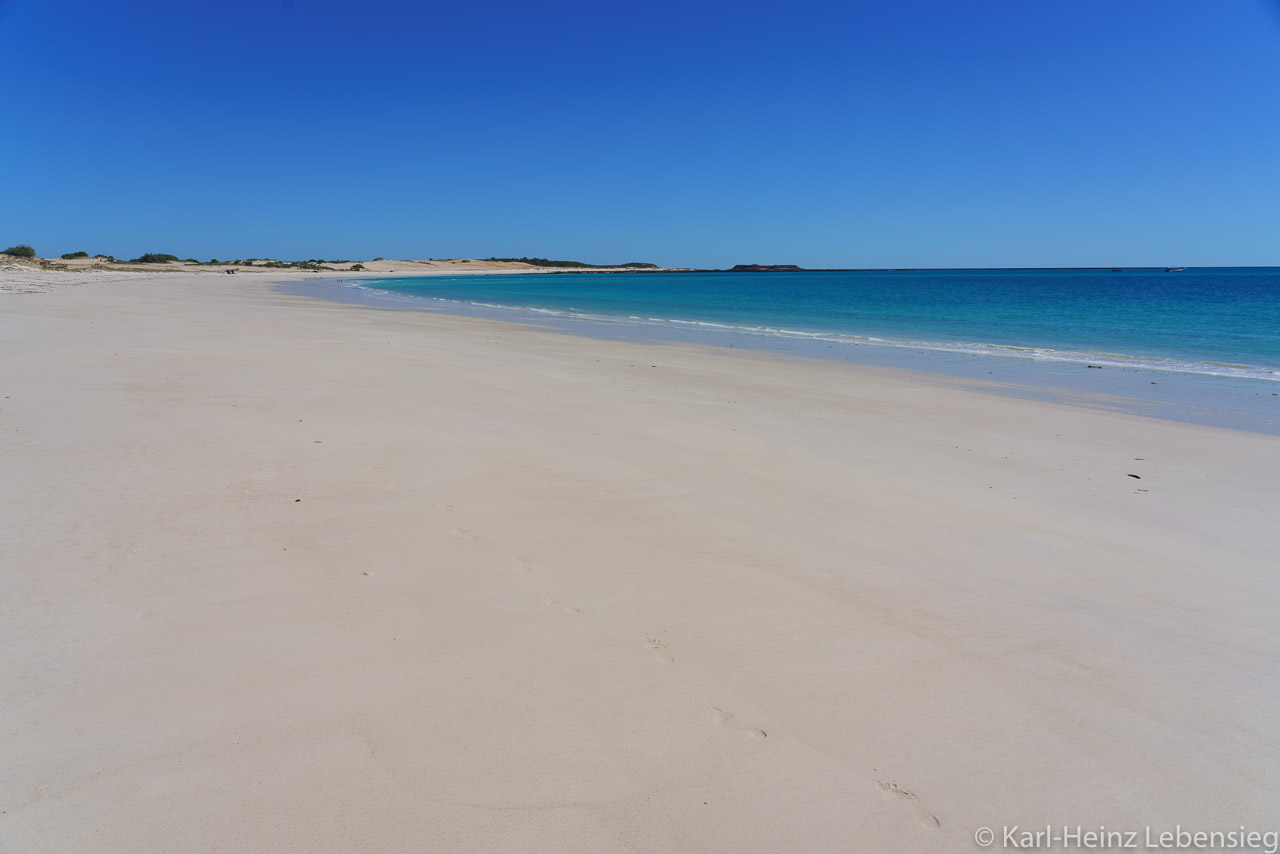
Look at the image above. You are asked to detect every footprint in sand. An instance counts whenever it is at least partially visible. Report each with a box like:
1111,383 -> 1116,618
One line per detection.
437,502 -> 454,513
642,636 -> 675,664
511,555 -> 530,571
544,598 -> 580,614
876,780 -> 940,827
709,707 -> 766,739
451,527 -> 477,540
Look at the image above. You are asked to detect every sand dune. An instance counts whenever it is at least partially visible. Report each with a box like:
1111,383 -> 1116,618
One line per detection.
7,255 -> 672,277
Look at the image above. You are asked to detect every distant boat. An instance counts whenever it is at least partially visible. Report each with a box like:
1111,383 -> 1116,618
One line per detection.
1110,268 -> 1123,272
1165,267 -> 1185,272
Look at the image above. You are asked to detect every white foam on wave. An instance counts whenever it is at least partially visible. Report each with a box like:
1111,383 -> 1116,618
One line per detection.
345,282 -> 1280,382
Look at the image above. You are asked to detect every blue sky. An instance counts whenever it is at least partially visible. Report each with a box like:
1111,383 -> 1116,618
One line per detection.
2,0 -> 1278,267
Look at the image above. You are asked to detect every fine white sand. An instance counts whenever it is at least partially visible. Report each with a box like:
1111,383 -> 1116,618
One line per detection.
3,270 -> 1278,852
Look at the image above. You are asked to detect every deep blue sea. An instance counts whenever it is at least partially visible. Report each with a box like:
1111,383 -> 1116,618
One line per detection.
353,267 -> 1280,381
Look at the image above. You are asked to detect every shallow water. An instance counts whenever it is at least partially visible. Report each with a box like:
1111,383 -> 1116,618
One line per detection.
284,270 -> 1280,435
355,268 -> 1280,380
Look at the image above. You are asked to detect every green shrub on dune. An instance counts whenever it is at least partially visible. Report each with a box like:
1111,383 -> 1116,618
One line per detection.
61,251 -> 90,259
4,244 -> 37,258
486,256 -> 600,268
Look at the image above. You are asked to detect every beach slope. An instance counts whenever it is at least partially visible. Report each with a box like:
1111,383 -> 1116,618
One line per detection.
2,271 -> 1277,852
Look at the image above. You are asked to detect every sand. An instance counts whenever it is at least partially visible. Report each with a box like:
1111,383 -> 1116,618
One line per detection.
5,255 -> 678,277
2,270 -> 1278,852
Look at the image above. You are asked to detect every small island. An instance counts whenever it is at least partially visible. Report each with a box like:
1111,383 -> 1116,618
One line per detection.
727,264 -> 805,272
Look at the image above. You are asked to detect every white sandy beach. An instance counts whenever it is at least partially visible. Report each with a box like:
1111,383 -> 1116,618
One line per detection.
2,269 -> 1278,852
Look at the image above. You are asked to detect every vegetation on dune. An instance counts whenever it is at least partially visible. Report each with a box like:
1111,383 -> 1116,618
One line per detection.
260,260 -> 334,271
486,256 -> 601,268
486,257 -> 659,269
8,249 -> 651,271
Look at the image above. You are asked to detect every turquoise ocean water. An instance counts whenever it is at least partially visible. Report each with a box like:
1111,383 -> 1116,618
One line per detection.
353,267 -> 1280,381
291,266 -> 1280,433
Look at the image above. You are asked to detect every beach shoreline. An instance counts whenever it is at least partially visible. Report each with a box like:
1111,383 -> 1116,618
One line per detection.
288,272 -> 1280,436
3,269 -> 1278,852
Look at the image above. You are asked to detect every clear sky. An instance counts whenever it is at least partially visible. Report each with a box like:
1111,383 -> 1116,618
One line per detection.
3,0 -> 1278,268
